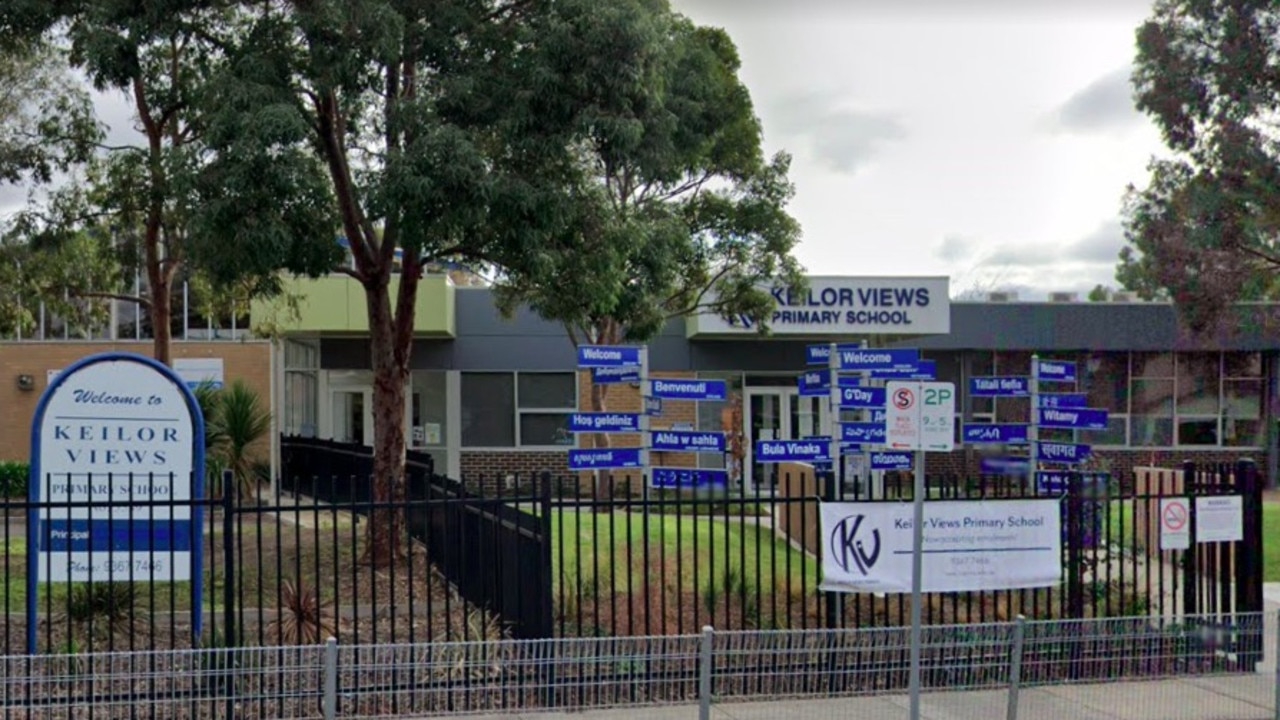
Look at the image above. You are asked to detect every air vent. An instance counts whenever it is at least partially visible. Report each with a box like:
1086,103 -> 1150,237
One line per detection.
985,291 -> 1018,302
1049,292 -> 1078,303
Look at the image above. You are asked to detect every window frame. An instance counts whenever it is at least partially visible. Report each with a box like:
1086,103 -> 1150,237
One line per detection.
461,370 -> 579,449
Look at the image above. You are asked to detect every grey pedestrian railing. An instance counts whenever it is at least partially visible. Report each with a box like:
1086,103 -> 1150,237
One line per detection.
0,611 -> 1273,720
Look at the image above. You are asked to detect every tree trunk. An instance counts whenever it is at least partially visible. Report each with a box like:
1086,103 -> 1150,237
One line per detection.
363,279 -> 409,566
148,264 -> 173,366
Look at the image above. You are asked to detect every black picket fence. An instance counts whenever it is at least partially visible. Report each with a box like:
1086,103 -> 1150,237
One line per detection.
0,451 -> 1265,669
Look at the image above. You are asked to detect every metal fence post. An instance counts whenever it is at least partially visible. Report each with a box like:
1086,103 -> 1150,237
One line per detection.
324,637 -> 338,720
699,626 -> 714,720
1273,609 -> 1279,720
1006,615 -> 1026,720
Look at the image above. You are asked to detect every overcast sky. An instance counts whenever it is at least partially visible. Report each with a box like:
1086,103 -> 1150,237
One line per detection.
674,0 -> 1165,298
0,1 -> 1165,300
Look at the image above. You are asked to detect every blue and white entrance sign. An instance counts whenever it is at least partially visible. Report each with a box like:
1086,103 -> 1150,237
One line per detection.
969,377 -> 1030,397
963,423 -> 1029,444
1037,393 -> 1087,409
837,347 -> 920,371
568,412 -> 642,433
645,397 -> 663,416
591,366 -> 640,384
1036,359 -> 1077,383
841,422 -> 886,444
29,352 -> 207,652
819,499 -> 1062,593
870,360 -> 937,380
649,379 -> 728,401
982,457 -> 1029,475
870,451 -> 912,470
1035,408 -> 1109,430
839,386 -> 886,409
1037,441 -> 1091,464
568,448 -> 643,470
755,439 -> 831,463
651,468 -> 727,489
577,345 -> 642,368
797,370 -> 864,395
651,430 -> 726,453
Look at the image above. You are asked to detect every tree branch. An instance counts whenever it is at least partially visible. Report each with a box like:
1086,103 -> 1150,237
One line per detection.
1237,243 -> 1280,268
61,289 -> 152,308
662,263 -> 737,319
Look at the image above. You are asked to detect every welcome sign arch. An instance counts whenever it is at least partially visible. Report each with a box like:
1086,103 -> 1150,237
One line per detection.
26,352 -> 206,652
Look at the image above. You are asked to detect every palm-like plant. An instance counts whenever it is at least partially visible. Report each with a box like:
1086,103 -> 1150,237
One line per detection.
193,379 -> 271,502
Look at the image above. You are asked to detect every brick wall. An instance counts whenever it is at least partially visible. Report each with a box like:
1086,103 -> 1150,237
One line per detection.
0,341 -> 273,462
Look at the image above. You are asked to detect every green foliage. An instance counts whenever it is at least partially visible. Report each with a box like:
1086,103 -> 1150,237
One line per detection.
57,583 -> 145,646
194,379 -> 272,500
1119,0 -> 1280,332
491,14 -> 804,346
0,460 -> 27,497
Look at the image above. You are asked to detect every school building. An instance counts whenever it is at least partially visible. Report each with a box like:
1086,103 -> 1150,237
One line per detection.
0,273 -> 1276,488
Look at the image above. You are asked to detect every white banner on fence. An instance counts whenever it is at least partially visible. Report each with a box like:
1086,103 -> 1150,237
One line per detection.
819,499 -> 1063,594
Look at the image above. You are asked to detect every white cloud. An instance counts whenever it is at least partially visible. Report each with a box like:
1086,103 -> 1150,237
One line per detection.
1046,66 -> 1143,135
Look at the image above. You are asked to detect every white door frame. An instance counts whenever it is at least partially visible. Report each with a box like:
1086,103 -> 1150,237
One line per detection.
743,385 -> 833,492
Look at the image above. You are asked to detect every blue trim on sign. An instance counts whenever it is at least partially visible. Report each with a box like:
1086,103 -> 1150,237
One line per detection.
27,351 -> 206,653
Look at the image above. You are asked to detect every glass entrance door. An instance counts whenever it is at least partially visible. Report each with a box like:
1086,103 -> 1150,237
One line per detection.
331,389 -> 373,445
744,387 -> 831,492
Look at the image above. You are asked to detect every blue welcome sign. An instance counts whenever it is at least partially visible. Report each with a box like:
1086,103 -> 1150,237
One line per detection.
963,423 -> 1029,444
651,468 -> 728,489
568,448 -> 643,470
28,352 -> 206,653
1036,359 -> 1077,383
650,379 -> 728,401
577,345 -> 642,368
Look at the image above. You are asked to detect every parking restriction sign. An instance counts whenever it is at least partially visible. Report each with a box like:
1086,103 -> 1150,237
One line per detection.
1159,497 -> 1190,551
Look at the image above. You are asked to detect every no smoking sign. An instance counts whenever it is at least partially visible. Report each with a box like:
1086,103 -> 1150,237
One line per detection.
1159,497 -> 1190,551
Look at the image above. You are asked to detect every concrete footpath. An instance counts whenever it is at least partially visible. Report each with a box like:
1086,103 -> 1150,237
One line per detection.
427,588 -> 1280,720
447,676 -> 1275,719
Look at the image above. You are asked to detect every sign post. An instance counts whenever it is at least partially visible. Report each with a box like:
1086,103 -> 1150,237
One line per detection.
1029,355 -> 1040,493
27,352 -> 206,654
883,380 -> 955,720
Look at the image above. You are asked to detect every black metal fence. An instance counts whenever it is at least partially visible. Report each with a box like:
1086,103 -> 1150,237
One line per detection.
0,447 -> 1264,672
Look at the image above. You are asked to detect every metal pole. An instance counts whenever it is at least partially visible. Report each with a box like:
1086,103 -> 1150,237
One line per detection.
699,625 -> 714,720
1273,608 -> 1280,720
1006,615 -> 1026,720
324,636 -> 338,720
1029,355 -> 1040,493
828,341 -> 840,492
908,447 -> 926,720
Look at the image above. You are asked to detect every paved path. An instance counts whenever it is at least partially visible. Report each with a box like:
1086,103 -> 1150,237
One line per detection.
439,675 -> 1276,719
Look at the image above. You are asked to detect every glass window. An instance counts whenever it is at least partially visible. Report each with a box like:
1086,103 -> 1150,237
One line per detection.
284,371 -> 318,437
1175,353 -> 1220,416
461,373 -> 515,447
994,351 -> 1030,376
1224,352 -> 1263,378
1131,352 -> 1173,379
966,352 -> 995,417
1223,379 -> 1263,447
518,373 -> 577,409
514,372 -> 576,447
1131,378 -> 1174,417
1131,417 -> 1174,447
1177,418 -> 1219,446
410,371 -> 447,447
1079,416 -> 1127,447
519,413 -> 573,446
1082,352 -> 1128,413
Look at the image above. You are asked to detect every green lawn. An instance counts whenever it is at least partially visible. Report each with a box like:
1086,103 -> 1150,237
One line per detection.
548,508 -> 817,597
1104,499 -> 1280,582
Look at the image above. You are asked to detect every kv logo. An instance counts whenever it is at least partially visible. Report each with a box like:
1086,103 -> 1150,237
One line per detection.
830,514 -> 882,576
892,387 -> 915,410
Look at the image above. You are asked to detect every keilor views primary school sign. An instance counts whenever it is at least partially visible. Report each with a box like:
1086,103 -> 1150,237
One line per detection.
27,352 -> 206,652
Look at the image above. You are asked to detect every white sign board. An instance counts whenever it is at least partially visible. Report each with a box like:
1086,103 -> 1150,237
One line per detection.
33,354 -> 203,582
1159,497 -> 1191,551
687,276 -> 951,336
819,499 -> 1062,593
1194,495 -> 1244,543
884,381 -> 955,451
174,358 -> 225,389
51,358 -> 225,390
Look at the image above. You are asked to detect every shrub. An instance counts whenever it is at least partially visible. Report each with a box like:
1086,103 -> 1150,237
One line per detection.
0,461 -> 28,498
